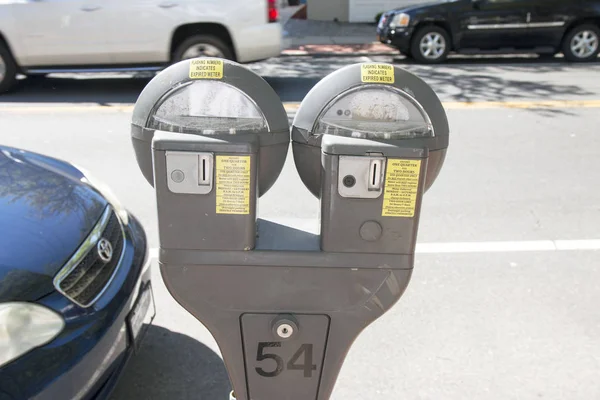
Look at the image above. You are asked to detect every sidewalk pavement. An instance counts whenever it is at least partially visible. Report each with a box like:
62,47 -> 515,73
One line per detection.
281,18 -> 399,56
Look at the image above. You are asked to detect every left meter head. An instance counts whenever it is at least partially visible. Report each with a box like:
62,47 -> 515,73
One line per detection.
131,58 -> 290,197
130,58 -> 290,251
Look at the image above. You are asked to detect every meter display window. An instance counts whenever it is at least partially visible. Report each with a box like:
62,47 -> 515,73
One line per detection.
149,80 -> 268,134
312,85 -> 434,140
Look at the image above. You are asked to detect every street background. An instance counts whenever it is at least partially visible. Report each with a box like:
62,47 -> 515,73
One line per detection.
1,54 -> 600,399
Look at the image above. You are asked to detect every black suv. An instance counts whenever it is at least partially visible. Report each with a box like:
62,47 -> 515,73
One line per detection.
377,0 -> 600,63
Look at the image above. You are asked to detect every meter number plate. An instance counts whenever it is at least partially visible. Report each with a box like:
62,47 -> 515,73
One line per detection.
255,342 -> 317,378
241,314 -> 330,399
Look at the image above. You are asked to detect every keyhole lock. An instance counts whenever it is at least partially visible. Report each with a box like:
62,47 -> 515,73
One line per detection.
277,324 -> 294,339
272,315 -> 299,341
343,175 -> 356,188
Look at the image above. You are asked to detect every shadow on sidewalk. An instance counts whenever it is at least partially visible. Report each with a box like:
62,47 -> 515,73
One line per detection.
110,325 -> 231,400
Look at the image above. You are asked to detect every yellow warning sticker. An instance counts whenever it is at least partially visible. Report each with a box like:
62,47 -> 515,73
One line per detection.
382,159 -> 421,217
361,63 -> 395,84
215,155 -> 250,215
189,59 -> 223,80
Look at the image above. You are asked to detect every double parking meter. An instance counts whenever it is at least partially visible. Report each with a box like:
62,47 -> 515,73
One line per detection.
131,59 -> 449,400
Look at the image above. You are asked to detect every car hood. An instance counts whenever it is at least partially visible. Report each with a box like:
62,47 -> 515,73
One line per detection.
392,0 -> 458,13
0,146 -> 107,302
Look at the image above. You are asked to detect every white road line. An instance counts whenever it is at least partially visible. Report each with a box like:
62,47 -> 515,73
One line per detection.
148,239 -> 600,259
415,240 -> 557,254
554,239 -> 600,250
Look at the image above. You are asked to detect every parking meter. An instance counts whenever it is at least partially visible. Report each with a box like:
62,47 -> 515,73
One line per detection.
131,58 -> 289,250
291,63 -> 449,253
131,61 -> 449,400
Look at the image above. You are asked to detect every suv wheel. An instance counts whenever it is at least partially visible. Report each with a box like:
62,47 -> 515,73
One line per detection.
562,24 -> 600,62
173,35 -> 234,62
411,26 -> 450,64
0,43 -> 18,93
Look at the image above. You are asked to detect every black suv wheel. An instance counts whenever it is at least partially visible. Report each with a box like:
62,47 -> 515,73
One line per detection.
0,43 -> 18,93
411,26 -> 450,64
562,24 -> 600,62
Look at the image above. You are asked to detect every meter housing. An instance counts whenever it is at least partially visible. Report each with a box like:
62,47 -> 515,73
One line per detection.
130,58 -> 289,250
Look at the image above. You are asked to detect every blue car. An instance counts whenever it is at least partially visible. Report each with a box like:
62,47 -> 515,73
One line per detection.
0,145 -> 155,400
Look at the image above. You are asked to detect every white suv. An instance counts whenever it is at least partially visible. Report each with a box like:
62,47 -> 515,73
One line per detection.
0,0 -> 282,92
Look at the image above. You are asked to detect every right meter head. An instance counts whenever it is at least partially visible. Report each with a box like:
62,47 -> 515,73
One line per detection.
291,63 -> 449,197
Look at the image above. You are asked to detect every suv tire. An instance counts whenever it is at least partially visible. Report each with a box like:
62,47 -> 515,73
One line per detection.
411,26 -> 450,64
562,24 -> 600,62
0,43 -> 18,93
173,35 -> 234,62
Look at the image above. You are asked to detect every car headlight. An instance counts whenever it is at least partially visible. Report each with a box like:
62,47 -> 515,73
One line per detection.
78,168 -> 129,225
390,13 -> 410,28
0,303 -> 65,367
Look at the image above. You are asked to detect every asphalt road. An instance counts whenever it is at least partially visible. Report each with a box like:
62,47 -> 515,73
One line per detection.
1,55 -> 599,400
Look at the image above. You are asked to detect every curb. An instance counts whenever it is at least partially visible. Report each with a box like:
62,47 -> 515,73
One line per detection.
281,43 -> 400,57
281,50 -> 400,57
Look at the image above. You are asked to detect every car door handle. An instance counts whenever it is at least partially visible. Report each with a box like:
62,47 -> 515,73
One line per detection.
159,2 -> 178,8
81,5 -> 101,12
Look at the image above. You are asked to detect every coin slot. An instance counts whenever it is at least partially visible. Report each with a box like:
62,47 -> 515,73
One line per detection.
368,159 -> 383,191
198,154 -> 213,186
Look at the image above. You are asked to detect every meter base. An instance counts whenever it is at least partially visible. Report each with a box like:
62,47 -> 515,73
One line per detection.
162,262 -> 411,400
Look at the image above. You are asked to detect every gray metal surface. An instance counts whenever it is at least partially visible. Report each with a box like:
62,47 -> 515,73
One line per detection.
241,313 -> 329,400
160,255 -> 413,400
152,132 -> 258,251
320,136 -> 428,254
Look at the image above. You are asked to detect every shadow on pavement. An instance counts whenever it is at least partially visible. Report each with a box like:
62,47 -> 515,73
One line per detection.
396,57 -> 595,117
110,325 -> 231,400
1,75 -> 152,105
392,54 -> 600,66
255,55 -> 597,107
0,56 -> 596,109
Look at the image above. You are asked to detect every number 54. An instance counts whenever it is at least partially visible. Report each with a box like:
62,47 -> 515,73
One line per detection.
255,342 -> 317,378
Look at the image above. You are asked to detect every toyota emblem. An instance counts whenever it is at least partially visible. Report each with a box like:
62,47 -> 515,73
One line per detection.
97,238 -> 113,263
